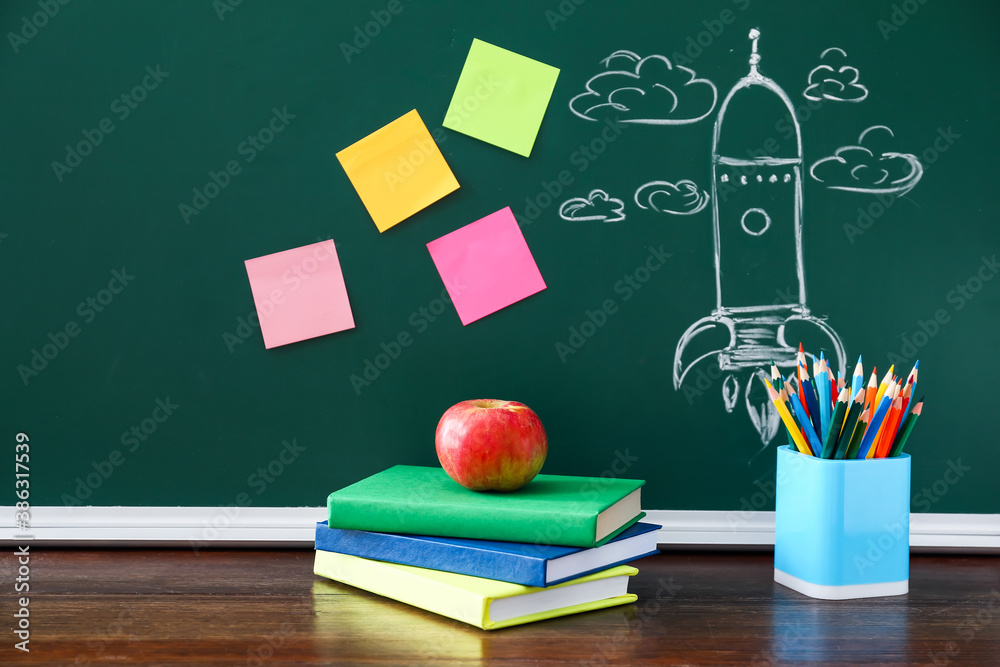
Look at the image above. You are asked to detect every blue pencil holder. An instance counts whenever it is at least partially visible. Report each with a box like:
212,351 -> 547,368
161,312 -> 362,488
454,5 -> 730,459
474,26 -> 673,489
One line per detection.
774,445 -> 911,600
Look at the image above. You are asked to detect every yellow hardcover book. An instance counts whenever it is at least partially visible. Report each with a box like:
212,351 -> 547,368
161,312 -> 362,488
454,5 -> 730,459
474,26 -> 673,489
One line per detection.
313,550 -> 638,630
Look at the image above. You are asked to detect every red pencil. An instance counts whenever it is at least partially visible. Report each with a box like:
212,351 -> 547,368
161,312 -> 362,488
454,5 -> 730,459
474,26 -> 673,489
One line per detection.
797,343 -> 811,421
875,396 -> 903,458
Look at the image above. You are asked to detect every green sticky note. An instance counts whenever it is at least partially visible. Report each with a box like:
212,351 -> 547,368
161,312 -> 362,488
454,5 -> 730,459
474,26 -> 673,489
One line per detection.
443,39 -> 560,157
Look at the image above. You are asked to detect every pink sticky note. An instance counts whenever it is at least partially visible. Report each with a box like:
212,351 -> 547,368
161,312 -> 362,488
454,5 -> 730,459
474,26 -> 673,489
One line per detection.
244,240 -> 355,349
426,207 -> 546,325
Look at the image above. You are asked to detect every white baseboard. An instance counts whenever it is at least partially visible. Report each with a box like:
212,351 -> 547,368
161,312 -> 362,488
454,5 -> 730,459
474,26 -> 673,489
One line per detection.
3,507 -> 998,551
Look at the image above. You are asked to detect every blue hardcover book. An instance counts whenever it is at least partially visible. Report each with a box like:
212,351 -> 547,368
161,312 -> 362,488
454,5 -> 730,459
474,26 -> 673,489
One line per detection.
314,521 -> 660,588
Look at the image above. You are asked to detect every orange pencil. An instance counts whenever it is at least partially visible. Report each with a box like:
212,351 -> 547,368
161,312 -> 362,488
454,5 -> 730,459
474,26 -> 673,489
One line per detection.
863,368 -> 878,416
875,396 -> 904,458
867,379 -> 897,458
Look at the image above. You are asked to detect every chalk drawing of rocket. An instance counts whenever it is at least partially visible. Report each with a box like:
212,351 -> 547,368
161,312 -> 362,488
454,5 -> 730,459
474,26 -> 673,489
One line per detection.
673,29 -> 845,446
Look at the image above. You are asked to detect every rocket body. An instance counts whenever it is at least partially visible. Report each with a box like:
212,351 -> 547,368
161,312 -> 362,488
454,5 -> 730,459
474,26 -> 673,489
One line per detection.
711,74 -> 805,311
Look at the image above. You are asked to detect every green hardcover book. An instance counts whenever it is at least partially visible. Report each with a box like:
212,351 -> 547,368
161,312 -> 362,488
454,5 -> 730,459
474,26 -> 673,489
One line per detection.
327,465 -> 645,548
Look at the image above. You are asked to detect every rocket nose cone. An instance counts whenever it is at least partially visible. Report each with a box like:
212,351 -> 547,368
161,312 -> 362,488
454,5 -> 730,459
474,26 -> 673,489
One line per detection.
716,84 -> 800,159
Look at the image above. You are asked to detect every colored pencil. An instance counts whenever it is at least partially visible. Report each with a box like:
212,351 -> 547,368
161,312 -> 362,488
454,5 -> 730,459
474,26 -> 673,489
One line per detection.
787,388 -> 821,456
873,365 -> 895,412
817,361 -> 832,443
906,360 -> 919,408
796,344 -> 810,421
766,348 -> 924,462
871,380 -> 900,457
844,408 -> 871,460
766,382 -> 812,455
863,369 -> 878,416
769,359 -> 783,394
851,355 -> 864,401
859,390 -> 895,459
889,399 -> 923,457
899,379 -> 913,422
833,389 -> 866,459
821,388 -> 850,459
781,382 -> 810,446
799,363 -> 822,436
874,396 -> 904,458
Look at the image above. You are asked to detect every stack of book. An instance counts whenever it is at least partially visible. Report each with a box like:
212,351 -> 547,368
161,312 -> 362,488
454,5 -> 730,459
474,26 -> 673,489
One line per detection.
314,465 -> 659,630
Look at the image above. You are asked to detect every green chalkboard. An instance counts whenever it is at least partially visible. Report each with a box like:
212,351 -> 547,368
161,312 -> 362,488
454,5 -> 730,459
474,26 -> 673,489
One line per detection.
4,0 -> 999,514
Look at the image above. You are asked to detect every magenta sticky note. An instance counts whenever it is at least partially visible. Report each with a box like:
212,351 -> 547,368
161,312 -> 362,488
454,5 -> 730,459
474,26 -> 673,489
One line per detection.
244,240 -> 355,349
426,207 -> 546,325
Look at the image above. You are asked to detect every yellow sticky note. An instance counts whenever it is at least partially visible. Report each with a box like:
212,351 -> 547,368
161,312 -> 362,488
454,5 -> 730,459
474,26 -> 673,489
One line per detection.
444,39 -> 560,157
337,110 -> 459,232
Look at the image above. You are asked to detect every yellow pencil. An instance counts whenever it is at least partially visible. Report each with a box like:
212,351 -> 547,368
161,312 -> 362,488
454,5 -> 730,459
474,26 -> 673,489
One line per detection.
766,381 -> 812,455
865,379 -> 896,458
871,380 -> 901,457
873,365 -> 895,410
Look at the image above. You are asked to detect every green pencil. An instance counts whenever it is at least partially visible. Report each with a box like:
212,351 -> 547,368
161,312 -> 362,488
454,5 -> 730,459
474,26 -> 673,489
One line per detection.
888,399 -> 923,457
820,388 -> 849,459
833,389 -> 865,459
844,407 -> 871,460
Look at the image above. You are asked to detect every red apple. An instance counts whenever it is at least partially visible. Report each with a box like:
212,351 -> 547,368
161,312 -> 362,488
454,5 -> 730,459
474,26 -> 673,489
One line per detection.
435,399 -> 548,492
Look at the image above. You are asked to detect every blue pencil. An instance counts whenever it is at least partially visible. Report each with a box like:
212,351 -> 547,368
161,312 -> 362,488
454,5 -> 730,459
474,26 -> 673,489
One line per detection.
856,389 -> 895,459
799,368 -> 823,438
817,360 -> 831,443
787,384 -> 822,456
851,355 -> 864,400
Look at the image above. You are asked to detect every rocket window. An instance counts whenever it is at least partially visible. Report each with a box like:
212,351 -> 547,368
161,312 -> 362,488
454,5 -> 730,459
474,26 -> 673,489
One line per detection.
740,208 -> 772,236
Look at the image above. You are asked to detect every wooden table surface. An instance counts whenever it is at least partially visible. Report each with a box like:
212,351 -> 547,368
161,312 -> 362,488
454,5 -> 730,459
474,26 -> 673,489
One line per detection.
2,548 -> 999,665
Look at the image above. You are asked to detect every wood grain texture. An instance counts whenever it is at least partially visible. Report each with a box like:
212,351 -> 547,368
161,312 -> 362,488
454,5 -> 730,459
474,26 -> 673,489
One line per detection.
2,549 -> 999,665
